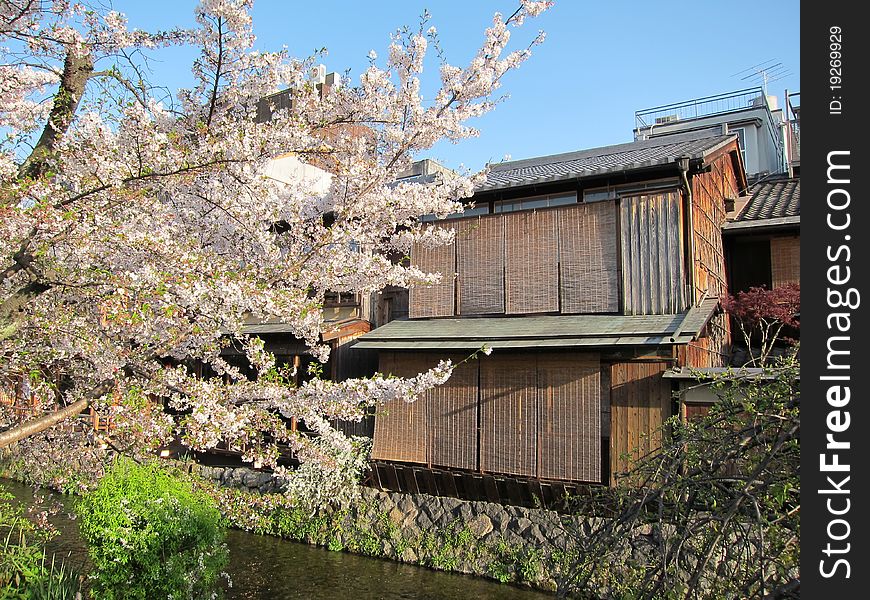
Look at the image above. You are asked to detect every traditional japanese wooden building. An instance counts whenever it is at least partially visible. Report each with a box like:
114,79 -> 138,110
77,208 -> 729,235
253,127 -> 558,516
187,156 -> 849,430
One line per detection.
354,131 -> 748,502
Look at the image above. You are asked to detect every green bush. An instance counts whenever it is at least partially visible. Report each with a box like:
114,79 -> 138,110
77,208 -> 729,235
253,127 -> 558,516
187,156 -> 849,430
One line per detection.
76,459 -> 228,600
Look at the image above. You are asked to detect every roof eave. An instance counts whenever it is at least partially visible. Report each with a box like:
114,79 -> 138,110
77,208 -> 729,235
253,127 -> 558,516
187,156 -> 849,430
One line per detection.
475,161 -> 680,194
723,216 -> 801,233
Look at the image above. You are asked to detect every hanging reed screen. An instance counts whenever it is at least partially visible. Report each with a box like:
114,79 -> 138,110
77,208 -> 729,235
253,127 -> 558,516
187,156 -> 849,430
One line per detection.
537,353 -> 601,482
430,356 -> 479,470
457,215 -> 505,315
770,236 -> 800,288
372,351 -> 605,483
370,352 -> 431,464
505,210 -> 559,314
480,356 -> 538,477
558,202 -> 619,313
409,238 -> 455,319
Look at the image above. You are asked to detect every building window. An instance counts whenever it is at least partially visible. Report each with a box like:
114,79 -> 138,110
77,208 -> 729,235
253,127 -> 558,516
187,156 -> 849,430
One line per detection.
419,202 -> 488,222
582,178 -> 680,203
493,192 -> 576,213
732,127 -> 747,169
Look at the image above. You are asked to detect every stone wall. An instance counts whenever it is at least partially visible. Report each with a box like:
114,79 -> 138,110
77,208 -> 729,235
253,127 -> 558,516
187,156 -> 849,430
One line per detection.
192,463 -> 568,548
194,464 -> 282,494
188,462 -> 573,589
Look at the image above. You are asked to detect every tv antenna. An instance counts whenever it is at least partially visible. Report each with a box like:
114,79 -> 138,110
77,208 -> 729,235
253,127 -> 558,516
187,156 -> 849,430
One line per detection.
731,59 -> 792,95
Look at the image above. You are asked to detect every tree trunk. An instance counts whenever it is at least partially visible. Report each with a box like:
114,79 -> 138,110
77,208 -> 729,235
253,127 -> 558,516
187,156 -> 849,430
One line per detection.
18,47 -> 93,179
0,398 -> 90,449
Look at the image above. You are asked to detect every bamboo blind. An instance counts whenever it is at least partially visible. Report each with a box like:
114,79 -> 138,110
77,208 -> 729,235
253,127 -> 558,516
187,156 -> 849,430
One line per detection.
609,361 -> 672,484
373,351 -> 605,483
371,352 -> 431,464
480,356 -> 538,477
558,202 -> 619,313
457,215 -> 505,315
409,239 -> 455,318
504,210 -> 559,314
620,192 -> 686,315
537,353 -> 601,482
770,236 -> 800,288
430,357 -> 479,470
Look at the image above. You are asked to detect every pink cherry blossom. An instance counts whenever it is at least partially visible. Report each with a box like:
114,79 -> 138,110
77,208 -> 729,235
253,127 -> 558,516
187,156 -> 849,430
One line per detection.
0,1 -> 549,501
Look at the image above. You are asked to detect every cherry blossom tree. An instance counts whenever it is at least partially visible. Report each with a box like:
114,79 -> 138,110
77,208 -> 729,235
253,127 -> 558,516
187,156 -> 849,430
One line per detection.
0,0 -> 550,499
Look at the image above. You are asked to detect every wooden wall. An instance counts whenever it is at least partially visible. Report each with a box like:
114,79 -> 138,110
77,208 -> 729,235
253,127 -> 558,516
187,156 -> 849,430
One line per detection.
690,148 -> 738,302
619,191 -> 686,314
675,311 -> 730,369
770,235 -> 800,288
609,361 -> 672,485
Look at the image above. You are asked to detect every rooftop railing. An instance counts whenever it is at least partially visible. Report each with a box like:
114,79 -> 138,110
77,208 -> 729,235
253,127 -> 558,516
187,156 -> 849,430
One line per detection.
635,87 -> 768,130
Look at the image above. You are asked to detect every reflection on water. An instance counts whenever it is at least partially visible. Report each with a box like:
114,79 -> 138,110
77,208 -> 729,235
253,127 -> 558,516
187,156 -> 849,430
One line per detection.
3,480 -> 552,600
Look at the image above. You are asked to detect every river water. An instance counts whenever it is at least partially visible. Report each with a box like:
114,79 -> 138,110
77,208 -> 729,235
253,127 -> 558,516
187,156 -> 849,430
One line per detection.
3,479 -> 553,600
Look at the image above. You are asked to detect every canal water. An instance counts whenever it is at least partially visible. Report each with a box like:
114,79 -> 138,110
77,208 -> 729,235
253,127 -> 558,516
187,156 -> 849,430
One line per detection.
3,480 -> 553,599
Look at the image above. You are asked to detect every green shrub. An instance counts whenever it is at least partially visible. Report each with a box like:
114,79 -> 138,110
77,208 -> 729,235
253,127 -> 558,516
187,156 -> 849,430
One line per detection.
76,459 -> 228,600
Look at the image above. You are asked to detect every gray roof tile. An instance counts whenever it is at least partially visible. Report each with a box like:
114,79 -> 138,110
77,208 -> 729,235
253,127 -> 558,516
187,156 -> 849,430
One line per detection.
736,177 -> 800,221
478,132 -> 736,192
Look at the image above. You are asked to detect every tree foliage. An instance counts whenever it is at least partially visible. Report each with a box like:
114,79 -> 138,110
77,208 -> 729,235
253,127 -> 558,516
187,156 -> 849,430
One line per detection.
557,357 -> 800,599
721,284 -> 800,366
0,0 -> 551,496
76,458 -> 227,599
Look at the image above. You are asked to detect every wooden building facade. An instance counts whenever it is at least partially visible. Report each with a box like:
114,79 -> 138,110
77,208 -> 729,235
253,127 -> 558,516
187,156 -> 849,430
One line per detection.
356,132 -> 747,501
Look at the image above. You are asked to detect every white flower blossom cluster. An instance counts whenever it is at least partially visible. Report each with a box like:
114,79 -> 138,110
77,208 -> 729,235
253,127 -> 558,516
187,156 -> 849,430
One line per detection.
0,0 -> 549,501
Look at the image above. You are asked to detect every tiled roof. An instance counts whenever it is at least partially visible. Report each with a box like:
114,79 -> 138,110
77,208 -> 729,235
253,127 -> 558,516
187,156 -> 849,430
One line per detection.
354,300 -> 719,351
477,132 -> 737,192
735,177 -> 800,221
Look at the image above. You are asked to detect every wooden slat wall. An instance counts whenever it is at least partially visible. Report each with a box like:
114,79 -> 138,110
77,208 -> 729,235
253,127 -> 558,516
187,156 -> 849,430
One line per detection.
409,240 -> 455,318
537,353 -> 601,482
332,335 -> 378,381
677,341 -> 714,369
505,210 -> 559,314
620,191 -> 686,315
690,150 -> 735,301
609,361 -> 672,484
371,352 -> 430,464
770,236 -> 800,288
333,415 -> 374,438
675,311 -> 729,369
480,355 -> 537,477
559,202 -> 619,313
431,356 -> 479,471
457,216 -> 505,315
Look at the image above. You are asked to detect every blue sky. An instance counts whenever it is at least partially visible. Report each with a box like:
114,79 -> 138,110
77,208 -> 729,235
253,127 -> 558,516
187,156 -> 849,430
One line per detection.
118,1 -> 800,171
